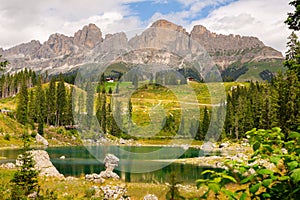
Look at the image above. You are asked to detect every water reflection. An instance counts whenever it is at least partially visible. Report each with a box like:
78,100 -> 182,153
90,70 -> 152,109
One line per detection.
0,146 -> 222,183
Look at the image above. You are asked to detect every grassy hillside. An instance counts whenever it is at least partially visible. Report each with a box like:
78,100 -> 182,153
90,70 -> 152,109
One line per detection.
0,81 -> 247,144
237,60 -> 285,82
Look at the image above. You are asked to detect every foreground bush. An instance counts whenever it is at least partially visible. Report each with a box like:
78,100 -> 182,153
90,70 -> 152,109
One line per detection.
197,128 -> 300,200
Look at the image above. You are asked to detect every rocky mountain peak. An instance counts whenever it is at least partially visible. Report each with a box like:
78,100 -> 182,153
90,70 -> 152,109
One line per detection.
3,40 -> 42,58
0,19 -> 284,76
191,25 -> 210,35
74,23 -> 103,49
150,19 -> 189,35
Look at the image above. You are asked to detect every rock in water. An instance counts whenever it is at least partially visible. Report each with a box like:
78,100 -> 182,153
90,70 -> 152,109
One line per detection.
103,153 -> 119,169
17,150 -> 64,178
99,154 -> 120,180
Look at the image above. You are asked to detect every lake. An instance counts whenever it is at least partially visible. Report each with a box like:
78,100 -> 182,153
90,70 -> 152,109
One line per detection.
0,146 -> 221,184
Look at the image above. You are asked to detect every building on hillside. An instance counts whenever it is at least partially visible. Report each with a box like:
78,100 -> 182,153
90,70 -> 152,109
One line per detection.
106,77 -> 114,83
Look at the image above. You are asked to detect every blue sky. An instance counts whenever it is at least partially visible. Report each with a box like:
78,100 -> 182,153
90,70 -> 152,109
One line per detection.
127,0 -> 238,22
0,0 -> 294,53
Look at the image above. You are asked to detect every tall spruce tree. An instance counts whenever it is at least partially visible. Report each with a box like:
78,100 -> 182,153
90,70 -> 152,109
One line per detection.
128,98 -> 133,135
35,76 -> 45,135
56,74 -> 66,126
202,107 -> 210,138
284,32 -> 300,79
46,77 -> 56,125
28,90 -> 36,129
10,131 -> 39,199
64,88 -> 74,126
285,0 -> 300,31
86,81 -> 94,129
110,99 -> 122,137
16,78 -> 28,125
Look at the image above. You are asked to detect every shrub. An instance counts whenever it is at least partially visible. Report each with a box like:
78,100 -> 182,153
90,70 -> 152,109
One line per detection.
4,133 -> 10,141
84,188 -> 96,198
196,128 -> 300,200
31,131 -> 37,138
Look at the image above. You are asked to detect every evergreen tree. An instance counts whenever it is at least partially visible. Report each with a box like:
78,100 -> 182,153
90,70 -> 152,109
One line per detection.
110,99 -> 122,137
284,32 -> 300,79
16,78 -> 28,125
202,107 -> 210,138
46,77 -> 56,125
101,93 -> 107,134
128,99 -> 133,135
285,0 -> 300,31
35,76 -> 45,135
195,119 -> 203,140
56,74 -> 66,126
86,81 -> 94,129
64,88 -> 74,126
10,131 -> 39,199
28,90 -> 36,129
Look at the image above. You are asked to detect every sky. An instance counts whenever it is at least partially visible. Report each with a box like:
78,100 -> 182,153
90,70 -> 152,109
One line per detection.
0,0 -> 294,54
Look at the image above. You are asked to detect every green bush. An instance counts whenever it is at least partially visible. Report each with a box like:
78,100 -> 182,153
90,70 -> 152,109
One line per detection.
56,128 -> 65,135
31,131 -> 37,138
4,133 -> 10,141
84,188 -> 96,198
196,128 -> 300,200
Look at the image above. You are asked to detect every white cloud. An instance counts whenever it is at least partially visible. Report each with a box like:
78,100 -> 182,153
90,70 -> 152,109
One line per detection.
190,0 -> 294,54
0,0 -> 143,49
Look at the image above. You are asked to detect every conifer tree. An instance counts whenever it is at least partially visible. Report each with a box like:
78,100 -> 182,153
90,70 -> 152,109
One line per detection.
10,131 -> 39,199
128,99 -> 133,135
202,106 -> 210,138
28,90 -> 36,129
101,93 -> 107,133
35,76 -> 45,135
46,77 -> 56,125
86,81 -> 94,129
64,88 -> 74,125
110,99 -> 122,137
285,0 -> 300,31
16,78 -> 28,125
56,74 -> 66,126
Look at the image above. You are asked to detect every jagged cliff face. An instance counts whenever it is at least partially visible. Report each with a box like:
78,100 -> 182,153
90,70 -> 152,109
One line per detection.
190,25 -> 283,68
1,19 -> 283,74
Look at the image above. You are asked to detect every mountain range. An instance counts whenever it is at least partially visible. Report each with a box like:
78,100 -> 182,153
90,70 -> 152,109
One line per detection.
0,19 -> 284,81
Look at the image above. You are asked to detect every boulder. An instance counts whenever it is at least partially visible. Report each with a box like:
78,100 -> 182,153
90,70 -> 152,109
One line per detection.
17,150 -> 64,178
144,194 -> 158,200
0,162 -> 16,169
85,173 -> 105,183
35,133 -> 49,146
100,185 -> 130,200
99,154 -> 120,180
